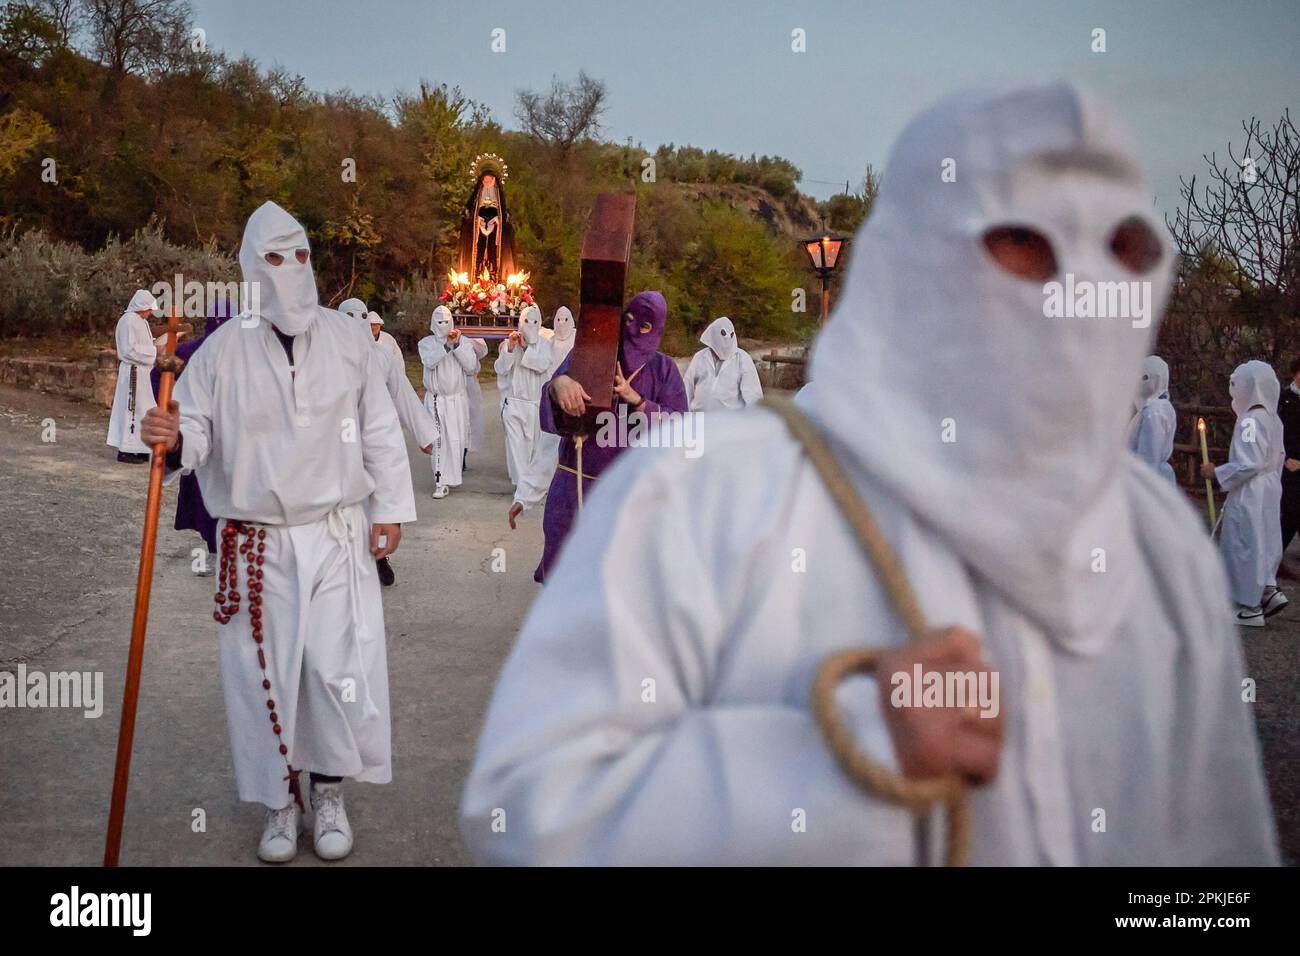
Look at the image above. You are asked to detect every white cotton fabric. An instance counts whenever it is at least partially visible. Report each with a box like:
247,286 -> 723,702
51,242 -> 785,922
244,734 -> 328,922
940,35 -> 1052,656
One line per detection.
1216,360 -> 1284,606
168,204 -> 416,806
374,334 -> 436,451
1127,355 -> 1176,483
465,337 -> 488,453
218,504 -> 392,807
495,306 -> 553,487
106,299 -> 159,453
460,82 -> 1277,866
418,307 -> 478,486
685,318 -> 762,411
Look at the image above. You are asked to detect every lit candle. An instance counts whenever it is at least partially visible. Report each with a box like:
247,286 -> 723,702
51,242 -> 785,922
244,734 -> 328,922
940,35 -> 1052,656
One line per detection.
1198,418 -> 1217,527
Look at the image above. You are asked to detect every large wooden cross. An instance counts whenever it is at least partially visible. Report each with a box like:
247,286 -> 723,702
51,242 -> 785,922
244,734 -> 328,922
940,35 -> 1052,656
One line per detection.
556,192 -> 636,436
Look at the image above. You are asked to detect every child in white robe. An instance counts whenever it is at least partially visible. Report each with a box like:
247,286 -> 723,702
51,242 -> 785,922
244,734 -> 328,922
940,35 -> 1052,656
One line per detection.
508,307 -> 575,524
106,289 -> 161,462
1202,360 -> 1286,625
684,316 -> 763,411
418,306 -> 478,498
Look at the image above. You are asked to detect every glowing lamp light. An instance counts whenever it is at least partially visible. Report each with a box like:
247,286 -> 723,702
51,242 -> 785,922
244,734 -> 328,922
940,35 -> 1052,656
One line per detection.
802,225 -> 847,275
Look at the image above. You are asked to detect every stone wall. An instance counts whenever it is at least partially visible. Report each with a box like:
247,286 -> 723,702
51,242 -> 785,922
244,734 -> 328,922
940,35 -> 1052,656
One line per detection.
0,350 -> 117,407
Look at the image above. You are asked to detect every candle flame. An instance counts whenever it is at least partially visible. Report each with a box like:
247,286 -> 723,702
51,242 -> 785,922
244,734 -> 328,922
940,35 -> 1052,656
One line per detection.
1197,418 -> 1206,432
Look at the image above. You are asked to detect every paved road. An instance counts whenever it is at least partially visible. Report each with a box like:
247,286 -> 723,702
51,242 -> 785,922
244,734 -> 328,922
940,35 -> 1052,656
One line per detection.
0,383 -> 540,865
1,383 -> 1296,865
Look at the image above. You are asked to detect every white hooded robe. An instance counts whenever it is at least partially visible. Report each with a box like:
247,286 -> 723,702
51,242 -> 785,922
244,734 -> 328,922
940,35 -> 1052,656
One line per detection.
106,290 -> 160,453
459,83 -> 1277,866
418,307 -> 477,487
1216,360 -> 1285,607
684,316 -> 763,412
496,306 -> 553,489
513,307 -> 575,510
169,203 -> 416,807
1126,355 -> 1177,483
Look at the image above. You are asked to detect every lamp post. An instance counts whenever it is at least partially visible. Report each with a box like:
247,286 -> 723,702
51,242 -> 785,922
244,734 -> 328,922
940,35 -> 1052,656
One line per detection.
801,222 -> 848,325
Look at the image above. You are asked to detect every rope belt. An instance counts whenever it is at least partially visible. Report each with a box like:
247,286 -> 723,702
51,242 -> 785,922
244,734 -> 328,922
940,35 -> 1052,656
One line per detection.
761,394 -> 969,866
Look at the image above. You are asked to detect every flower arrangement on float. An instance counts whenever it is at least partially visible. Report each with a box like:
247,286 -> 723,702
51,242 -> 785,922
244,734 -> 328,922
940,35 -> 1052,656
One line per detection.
441,269 -> 534,316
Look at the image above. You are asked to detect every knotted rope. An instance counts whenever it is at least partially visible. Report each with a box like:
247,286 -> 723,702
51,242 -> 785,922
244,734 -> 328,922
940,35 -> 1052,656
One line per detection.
762,394 -> 969,866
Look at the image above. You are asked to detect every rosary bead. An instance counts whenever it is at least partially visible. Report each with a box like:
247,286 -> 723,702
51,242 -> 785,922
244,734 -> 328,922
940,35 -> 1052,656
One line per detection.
279,744 -> 288,756
273,723 -> 281,734
267,699 -> 275,709
263,679 -> 271,690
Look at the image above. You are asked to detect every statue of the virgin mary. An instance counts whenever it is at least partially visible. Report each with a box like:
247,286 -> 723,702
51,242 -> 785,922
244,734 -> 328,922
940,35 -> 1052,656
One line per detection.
458,154 -> 516,283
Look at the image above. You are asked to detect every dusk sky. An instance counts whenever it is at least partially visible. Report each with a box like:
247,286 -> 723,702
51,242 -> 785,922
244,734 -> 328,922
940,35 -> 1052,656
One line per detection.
191,0 -> 1300,211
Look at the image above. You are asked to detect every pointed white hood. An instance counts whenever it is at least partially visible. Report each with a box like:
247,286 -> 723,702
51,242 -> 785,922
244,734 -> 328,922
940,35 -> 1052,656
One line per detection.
701,316 -> 738,360
338,297 -> 368,321
801,81 -> 1174,647
1136,354 -> 1170,407
1230,360 -> 1280,417
431,305 -> 453,342
125,289 -> 158,315
519,305 -> 542,346
552,306 -> 575,343
239,202 -> 319,336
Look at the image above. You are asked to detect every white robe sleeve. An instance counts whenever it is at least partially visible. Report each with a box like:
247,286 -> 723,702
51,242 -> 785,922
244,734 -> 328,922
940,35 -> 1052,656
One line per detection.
738,350 -> 764,406
169,339 -> 216,481
520,339 -> 553,374
452,339 -> 479,374
418,337 -> 450,370
359,346 -> 418,524
116,314 -> 158,367
1215,413 -> 1272,493
460,447 -> 906,865
494,343 -> 518,377
683,350 -> 706,409
383,349 -> 437,449
1132,406 -> 1167,470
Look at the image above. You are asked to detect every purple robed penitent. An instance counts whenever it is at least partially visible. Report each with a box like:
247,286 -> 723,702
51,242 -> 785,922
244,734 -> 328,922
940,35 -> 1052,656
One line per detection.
535,291 -> 688,582
150,301 -> 234,553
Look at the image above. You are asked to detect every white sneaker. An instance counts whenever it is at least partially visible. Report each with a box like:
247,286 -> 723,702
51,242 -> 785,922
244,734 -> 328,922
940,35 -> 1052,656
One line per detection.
1262,588 -> 1289,618
432,484 -> 449,499
257,803 -> 301,863
311,782 -> 354,861
1235,605 -> 1265,628
194,553 -> 217,577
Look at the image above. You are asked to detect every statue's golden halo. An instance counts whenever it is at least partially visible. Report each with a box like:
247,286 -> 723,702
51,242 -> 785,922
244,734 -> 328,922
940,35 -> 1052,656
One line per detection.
468,153 -> 508,182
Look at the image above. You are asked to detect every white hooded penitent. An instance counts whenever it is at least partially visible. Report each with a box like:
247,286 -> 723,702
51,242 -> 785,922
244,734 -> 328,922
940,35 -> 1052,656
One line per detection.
106,289 -> 162,453
685,315 -> 762,411
418,305 -> 478,488
1127,355 -> 1176,483
460,82 -> 1277,866
1215,359 -> 1284,607
166,200 -> 415,807
495,305 -> 553,487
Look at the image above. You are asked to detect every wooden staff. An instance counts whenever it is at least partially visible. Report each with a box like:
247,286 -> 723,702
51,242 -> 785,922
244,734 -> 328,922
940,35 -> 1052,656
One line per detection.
104,310 -> 181,867
1198,417 -> 1218,529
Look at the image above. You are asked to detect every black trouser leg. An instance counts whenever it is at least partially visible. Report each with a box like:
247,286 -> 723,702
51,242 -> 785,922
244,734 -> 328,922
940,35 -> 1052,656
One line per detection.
309,773 -> 343,785
1281,475 -> 1300,555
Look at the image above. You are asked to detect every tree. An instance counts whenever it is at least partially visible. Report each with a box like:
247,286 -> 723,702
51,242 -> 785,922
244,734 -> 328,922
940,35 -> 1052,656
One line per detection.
514,71 -> 607,158
85,0 -> 191,91
1162,110 -> 1300,397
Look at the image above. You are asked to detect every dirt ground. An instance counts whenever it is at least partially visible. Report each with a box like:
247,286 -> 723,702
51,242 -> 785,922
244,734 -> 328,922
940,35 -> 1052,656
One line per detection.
0,383 -> 1295,865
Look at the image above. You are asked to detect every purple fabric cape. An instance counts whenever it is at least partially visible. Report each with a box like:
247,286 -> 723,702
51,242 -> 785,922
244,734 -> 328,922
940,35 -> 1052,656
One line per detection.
534,292 -> 687,582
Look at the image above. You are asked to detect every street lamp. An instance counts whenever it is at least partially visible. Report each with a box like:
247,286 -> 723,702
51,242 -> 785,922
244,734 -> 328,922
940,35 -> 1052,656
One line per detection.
801,223 -> 848,325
